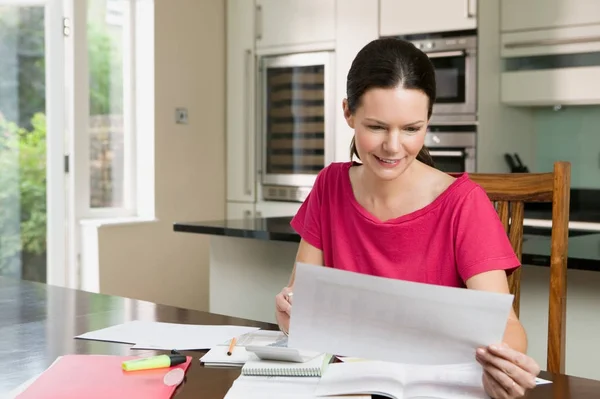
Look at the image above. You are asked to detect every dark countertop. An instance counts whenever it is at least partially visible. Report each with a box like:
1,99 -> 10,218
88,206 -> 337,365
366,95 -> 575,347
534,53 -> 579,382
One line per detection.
174,216 -> 600,272
525,209 -> 600,223
524,188 -> 600,223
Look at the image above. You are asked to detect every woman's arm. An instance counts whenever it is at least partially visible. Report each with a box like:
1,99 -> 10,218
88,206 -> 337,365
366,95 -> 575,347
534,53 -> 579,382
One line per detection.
465,269 -> 527,353
287,239 -> 325,287
275,239 -> 324,333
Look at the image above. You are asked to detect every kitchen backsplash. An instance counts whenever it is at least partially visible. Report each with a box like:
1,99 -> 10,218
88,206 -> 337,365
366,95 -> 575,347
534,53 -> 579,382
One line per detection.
534,105 -> 600,189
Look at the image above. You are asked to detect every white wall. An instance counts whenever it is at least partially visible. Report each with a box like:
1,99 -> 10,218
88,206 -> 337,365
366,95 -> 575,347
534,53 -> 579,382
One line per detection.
96,0 -> 226,312
476,0 -> 536,173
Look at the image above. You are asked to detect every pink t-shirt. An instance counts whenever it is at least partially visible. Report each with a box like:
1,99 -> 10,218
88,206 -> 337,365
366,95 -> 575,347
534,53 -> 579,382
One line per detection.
290,162 -> 520,287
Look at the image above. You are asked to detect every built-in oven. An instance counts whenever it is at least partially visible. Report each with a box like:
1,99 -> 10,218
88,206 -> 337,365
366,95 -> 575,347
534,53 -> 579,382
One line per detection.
401,30 -> 478,124
425,125 -> 476,173
257,51 -> 336,203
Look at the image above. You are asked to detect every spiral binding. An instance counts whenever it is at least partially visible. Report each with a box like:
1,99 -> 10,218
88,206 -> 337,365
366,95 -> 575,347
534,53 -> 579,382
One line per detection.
242,366 -> 321,377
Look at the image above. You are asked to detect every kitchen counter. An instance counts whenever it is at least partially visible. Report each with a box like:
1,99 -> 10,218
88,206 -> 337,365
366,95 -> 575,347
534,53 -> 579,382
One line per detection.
174,216 -> 600,272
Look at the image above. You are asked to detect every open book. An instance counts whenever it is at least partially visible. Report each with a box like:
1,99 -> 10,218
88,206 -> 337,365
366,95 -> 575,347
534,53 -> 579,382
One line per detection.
315,360 -> 489,399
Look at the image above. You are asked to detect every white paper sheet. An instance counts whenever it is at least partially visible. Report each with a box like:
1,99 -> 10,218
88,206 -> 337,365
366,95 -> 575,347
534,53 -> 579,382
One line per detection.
223,375 -> 370,399
288,263 -> 514,365
75,320 -> 260,350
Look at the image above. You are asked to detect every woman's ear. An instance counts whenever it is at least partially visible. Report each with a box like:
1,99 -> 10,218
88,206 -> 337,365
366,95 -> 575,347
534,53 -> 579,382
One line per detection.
342,99 -> 355,129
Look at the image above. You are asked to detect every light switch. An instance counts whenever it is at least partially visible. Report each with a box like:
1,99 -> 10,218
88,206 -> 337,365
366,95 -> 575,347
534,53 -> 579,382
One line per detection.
175,107 -> 188,124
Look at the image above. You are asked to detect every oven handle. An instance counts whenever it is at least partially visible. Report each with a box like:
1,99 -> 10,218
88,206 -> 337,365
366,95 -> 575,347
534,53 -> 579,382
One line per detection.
429,150 -> 465,157
426,50 -> 466,58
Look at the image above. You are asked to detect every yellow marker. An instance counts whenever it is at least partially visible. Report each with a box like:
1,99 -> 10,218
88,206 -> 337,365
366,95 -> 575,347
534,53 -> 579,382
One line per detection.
122,354 -> 186,371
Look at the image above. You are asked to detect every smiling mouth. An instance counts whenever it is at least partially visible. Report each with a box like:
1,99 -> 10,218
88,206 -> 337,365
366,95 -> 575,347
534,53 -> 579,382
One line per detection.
374,154 -> 402,165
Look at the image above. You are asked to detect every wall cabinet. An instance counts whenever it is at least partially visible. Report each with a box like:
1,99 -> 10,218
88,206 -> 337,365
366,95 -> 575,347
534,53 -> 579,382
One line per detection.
499,0 -> 600,106
501,0 -> 600,32
379,0 -> 477,36
226,0 -> 256,203
255,0 -> 336,49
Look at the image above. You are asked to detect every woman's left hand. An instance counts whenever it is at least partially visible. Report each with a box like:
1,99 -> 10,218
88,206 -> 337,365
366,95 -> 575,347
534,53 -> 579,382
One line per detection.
476,342 -> 540,399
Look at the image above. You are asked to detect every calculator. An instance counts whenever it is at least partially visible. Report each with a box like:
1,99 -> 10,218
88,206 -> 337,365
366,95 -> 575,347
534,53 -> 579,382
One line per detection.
245,337 -> 322,363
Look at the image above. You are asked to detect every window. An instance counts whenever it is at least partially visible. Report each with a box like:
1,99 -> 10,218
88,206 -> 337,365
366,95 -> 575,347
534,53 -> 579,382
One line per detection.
85,0 -> 134,213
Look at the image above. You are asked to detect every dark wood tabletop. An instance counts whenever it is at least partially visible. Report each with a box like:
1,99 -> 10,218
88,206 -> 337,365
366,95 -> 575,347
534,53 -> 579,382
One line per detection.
1,277 -> 599,398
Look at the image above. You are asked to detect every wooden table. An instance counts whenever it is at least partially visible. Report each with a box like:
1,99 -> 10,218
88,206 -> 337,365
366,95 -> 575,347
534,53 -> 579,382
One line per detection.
1,277 -> 599,398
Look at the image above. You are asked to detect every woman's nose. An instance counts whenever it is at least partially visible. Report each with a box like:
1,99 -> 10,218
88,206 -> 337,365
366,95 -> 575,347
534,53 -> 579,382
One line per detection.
382,131 -> 401,153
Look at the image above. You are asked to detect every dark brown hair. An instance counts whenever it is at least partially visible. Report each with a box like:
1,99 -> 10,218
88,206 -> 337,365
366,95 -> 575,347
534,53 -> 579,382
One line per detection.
347,38 -> 435,167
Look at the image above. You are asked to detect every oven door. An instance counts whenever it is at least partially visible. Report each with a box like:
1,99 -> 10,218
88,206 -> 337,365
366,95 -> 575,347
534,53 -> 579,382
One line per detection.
429,149 -> 475,173
427,49 -> 477,122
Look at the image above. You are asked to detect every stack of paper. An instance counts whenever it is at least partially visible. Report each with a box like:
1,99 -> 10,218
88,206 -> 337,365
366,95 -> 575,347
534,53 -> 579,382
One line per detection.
75,320 -> 260,350
200,330 -> 285,367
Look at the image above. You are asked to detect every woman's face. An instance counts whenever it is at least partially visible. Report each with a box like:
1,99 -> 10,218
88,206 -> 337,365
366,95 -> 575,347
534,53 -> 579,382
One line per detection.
344,86 -> 429,181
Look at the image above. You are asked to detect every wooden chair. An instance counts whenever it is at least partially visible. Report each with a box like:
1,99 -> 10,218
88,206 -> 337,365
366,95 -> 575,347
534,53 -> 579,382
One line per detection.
468,161 -> 571,375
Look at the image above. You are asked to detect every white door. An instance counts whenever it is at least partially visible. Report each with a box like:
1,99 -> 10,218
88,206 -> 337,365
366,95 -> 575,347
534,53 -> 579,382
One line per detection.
64,0 -> 138,288
379,0 -> 477,36
226,0 -> 256,203
0,0 -> 66,286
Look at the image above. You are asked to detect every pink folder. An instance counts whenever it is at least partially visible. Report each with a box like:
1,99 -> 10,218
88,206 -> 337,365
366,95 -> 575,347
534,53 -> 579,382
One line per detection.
17,354 -> 192,399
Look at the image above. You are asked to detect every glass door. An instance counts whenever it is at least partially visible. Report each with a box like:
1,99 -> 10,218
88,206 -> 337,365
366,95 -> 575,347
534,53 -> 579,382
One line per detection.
260,51 -> 334,189
0,0 -> 65,284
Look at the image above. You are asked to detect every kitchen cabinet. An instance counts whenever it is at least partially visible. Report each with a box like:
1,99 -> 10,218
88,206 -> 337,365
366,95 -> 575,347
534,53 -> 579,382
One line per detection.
255,0 -> 336,49
501,0 -> 600,32
226,202 -> 256,220
226,0 -> 256,203
379,0 -> 477,36
499,0 -> 600,106
501,66 -> 600,106
226,201 -> 300,220
255,201 -> 301,218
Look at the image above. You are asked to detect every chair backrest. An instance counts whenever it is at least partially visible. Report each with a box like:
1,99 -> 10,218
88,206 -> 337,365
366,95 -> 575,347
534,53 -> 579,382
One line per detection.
467,161 -> 571,375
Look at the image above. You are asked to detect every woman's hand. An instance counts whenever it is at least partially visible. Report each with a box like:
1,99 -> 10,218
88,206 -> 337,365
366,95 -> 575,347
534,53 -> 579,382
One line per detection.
476,342 -> 540,399
275,286 -> 294,334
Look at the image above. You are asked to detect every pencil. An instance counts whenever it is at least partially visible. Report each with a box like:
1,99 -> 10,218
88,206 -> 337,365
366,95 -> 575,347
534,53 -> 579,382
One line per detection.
227,337 -> 237,356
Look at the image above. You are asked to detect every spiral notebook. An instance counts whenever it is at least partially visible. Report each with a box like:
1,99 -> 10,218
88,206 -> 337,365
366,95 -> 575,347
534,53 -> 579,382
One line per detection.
241,354 -> 333,377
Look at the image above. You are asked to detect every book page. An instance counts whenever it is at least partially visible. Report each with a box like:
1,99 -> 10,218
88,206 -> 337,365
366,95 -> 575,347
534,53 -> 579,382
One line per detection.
314,361 -> 405,399
403,362 -> 487,399
224,375 -> 370,399
288,263 -> 514,365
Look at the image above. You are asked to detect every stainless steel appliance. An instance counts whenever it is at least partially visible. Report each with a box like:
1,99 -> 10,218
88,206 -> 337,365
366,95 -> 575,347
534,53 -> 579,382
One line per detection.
425,125 -> 476,173
257,51 -> 335,202
406,31 -> 478,124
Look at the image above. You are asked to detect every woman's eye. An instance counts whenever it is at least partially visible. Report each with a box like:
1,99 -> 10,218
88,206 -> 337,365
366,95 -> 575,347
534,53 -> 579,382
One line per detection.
369,125 -> 384,131
406,126 -> 421,133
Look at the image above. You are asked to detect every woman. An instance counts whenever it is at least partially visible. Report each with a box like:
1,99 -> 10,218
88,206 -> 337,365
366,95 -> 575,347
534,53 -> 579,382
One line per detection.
274,38 -> 540,399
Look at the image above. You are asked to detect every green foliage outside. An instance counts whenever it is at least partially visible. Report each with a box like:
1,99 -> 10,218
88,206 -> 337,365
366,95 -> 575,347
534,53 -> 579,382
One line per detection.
0,113 -> 46,280
0,6 -> 122,281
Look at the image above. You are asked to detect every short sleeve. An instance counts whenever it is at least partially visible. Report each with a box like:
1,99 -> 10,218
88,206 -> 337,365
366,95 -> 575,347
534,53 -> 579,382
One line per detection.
290,167 -> 329,250
454,185 -> 521,282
